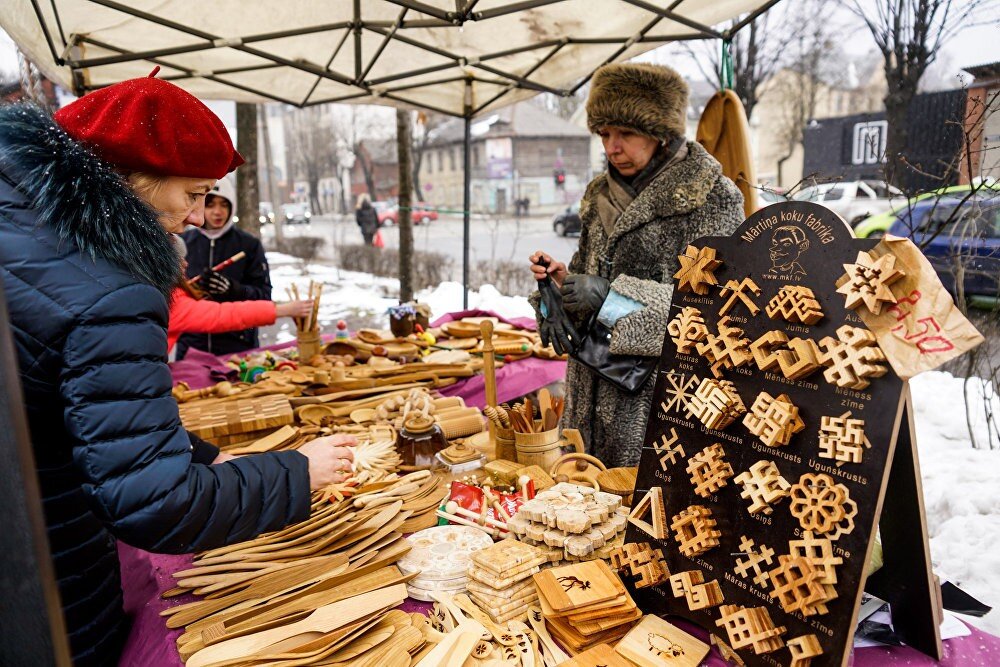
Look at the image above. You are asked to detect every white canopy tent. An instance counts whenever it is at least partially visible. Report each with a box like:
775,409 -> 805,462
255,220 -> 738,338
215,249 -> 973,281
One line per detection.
2,0 -> 781,303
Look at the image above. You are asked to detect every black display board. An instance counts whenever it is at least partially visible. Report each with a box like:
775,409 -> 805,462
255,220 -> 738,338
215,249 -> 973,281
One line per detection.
626,202 -> 941,667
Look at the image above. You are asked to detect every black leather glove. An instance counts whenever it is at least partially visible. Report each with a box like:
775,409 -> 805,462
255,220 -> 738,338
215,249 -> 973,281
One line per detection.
536,260 -> 578,355
201,269 -> 233,296
561,275 -> 610,317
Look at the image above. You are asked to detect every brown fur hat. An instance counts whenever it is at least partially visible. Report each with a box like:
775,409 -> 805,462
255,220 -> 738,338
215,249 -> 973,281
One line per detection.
586,63 -> 689,141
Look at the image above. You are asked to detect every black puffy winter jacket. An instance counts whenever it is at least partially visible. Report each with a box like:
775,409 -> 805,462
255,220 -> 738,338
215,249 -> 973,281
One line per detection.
0,104 -> 311,666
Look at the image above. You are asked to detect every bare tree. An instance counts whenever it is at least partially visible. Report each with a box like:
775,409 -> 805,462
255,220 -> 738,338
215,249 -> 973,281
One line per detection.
412,111 -> 448,198
396,110 -> 415,303
850,0 -> 986,192
235,103 -> 261,239
286,107 -> 340,216
530,89 -> 589,120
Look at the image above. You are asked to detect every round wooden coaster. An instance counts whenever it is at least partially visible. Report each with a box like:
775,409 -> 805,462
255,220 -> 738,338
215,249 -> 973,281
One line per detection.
398,525 -> 493,581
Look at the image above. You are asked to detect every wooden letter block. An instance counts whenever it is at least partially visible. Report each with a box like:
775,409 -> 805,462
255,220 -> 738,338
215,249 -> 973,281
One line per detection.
667,307 -> 709,354
669,505 -> 721,557
836,249 -> 904,315
715,604 -> 786,655
674,245 -> 721,295
766,285 -> 824,324
616,614 -> 709,667
742,392 -> 805,447
669,570 -> 724,610
685,443 -> 734,497
734,460 -> 790,515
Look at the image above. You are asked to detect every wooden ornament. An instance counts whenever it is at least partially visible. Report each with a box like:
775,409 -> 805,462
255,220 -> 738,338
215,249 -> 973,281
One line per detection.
768,554 -> 834,616
558,642 -> 634,667
685,443 -> 734,497
652,428 -> 685,470
733,460 -> 791,515
685,378 -> 746,431
836,249 -> 904,315
608,542 -> 669,589
667,306 -> 709,354
696,316 -> 753,378
788,473 -> 858,540
661,372 -> 700,414
818,413 -> 870,465
718,277 -> 762,316
715,604 -> 786,655
669,570 -> 724,611
733,535 -> 775,588
742,391 -> 805,447
616,614 -> 709,667
788,633 -> 824,666
750,330 -> 823,380
627,487 -> 666,540
818,324 -> 888,390
766,285 -> 824,324
669,505 -> 721,557
674,244 -> 722,295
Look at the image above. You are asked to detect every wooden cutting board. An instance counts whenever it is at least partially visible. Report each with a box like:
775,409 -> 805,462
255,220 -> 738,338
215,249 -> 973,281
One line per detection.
614,614 -> 709,667
533,559 -> 624,613
555,642 -> 634,667
180,394 -> 294,440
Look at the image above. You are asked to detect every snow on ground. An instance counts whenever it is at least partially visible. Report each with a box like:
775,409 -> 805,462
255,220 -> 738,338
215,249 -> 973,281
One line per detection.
266,253 -> 533,343
911,371 -> 1000,633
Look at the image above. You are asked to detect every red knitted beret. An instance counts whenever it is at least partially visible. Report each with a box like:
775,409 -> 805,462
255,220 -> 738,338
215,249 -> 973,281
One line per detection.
54,71 -> 244,179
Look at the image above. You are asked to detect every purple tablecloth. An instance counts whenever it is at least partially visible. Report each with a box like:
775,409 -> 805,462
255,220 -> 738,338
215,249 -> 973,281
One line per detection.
168,309 -> 567,407
118,543 -> 1000,667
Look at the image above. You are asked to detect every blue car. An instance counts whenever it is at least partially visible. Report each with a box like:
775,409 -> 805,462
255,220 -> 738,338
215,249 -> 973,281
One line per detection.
888,194 -> 1000,300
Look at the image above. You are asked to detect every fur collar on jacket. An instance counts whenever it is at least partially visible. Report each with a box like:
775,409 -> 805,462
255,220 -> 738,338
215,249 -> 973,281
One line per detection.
0,103 -> 179,299
580,140 -> 722,245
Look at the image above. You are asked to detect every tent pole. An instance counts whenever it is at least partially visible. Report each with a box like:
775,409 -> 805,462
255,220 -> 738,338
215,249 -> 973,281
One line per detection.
463,79 -> 472,309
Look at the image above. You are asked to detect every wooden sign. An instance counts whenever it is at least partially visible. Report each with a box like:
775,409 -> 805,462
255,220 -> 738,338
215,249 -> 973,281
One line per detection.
627,201 -> 941,667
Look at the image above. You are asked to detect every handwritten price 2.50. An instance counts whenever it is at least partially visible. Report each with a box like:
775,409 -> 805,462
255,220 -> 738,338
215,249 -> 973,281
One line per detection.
886,290 -> 955,354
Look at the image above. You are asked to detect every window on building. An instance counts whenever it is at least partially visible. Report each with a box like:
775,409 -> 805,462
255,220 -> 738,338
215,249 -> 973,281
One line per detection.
449,148 -> 456,171
472,145 -> 480,166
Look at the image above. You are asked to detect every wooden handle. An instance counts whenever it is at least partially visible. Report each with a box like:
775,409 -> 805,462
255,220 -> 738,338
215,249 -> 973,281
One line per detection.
480,321 -> 498,452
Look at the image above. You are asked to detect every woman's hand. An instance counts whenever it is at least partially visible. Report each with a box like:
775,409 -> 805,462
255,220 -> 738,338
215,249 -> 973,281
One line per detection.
211,451 -> 237,464
297,434 -> 356,490
529,251 -> 568,288
276,299 -> 313,320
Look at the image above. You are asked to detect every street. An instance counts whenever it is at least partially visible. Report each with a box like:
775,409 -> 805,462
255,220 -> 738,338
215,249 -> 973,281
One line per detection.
261,212 -> 581,269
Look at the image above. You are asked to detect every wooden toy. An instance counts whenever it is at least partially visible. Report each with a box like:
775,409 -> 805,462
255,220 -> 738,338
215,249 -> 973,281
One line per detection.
719,277 -> 762,316
788,634 -> 824,666
836,249 -> 904,315
766,285 -> 824,324
818,414 -> 870,465
686,443 -> 734,497
750,330 -> 824,380
669,505 -> 721,557
715,604 -> 786,655
627,487 -> 666,540
818,325 -> 888,390
667,306 -> 710,353
669,570 -> 724,610
608,542 -> 669,589
789,531 -> 842,587
685,378 -> 746,430
789,473 -> 858,540
661,372 -> 700,414
742,392 -> 805,447
697,316 -> 754,378
674,244 -> 722,295
616,614 -> 710,667
734,460 -> 791,515
768,555 -> 834,616
734,536 -> 775,588
652,428 -> 686,470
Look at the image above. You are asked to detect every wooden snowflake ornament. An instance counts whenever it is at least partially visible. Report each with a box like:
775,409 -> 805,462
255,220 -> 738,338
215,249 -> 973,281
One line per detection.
836,250 -> 905,315
667,307 -> 709,353
674,245 -> 722,295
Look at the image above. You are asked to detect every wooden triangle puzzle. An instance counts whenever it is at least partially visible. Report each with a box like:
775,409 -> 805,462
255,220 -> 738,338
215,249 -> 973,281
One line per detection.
627,486 -> 666,540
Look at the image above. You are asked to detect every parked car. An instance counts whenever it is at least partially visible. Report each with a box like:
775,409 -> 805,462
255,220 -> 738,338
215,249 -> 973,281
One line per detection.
553,204 -> 582,237
756,188 -> 788,212
793,180 -> 903,226
281,202 -> 312,224
378,201 -> 439,226
258,201 -> 275,225
855,181 -> 1000,238
888,193 -> 1000,300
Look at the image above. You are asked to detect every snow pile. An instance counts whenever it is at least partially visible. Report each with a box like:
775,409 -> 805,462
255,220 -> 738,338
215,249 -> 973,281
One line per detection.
911,371 -> 1000,633
416,281 -> 535,321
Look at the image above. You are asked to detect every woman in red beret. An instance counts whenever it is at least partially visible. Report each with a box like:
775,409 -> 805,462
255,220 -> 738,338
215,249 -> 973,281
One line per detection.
0,73 -> 353,665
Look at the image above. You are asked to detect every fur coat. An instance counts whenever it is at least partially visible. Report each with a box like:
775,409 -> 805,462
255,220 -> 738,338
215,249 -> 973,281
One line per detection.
540,141 -> 744,468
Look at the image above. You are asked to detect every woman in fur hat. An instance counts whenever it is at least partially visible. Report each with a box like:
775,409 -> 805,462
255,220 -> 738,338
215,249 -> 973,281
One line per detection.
0,75 -> 353,665
529,62 -> 744,468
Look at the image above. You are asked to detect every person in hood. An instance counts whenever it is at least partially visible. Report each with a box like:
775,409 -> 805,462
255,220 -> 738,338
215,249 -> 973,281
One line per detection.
0,73 -> 355,666
527,63 -> 744,468
178,177 -> 272,358
355,193 -> 379,245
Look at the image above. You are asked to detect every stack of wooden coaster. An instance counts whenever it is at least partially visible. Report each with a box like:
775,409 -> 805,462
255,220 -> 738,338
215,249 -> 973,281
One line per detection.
533,559 -> 641,653
397,525 -> 493,601
465,538 -> 545,624
506,482 -> 629,566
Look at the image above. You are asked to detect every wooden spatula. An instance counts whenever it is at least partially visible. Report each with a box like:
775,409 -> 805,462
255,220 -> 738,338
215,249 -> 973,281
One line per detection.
185,584 -> 407,667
